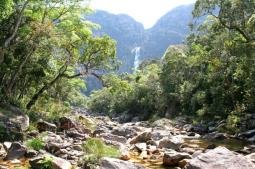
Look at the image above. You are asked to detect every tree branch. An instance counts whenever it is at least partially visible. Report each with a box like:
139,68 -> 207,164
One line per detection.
4,0 -> 29,47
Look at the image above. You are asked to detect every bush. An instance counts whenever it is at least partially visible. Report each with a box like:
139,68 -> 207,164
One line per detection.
83,138 -> 120,159
26,137 -> 45,151
82,138 -> 120,169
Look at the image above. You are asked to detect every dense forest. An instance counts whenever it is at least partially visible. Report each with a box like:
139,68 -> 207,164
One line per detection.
0,0 -> 255,169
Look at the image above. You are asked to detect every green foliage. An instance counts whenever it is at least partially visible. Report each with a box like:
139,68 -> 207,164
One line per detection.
26,137 -> 45,151
0,0 -> 116,119
88,62 -> 164,120
82,138 -> 120,168
158,0 -> 255,132
0,0 -> 13,21
83,138 -> 120,159
39,156 -> 53,169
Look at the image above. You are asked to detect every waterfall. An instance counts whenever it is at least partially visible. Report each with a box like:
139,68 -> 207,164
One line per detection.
132,46 -> 141,70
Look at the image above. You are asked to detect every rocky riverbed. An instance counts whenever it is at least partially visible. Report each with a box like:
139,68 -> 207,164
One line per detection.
1,112 -> 255,169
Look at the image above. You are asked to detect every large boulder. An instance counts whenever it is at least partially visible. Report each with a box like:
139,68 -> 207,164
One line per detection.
185,147 -> 255,169
158,136 -> 184,150
0,104 -> 29,141
100,133 -> 127,144
0,143 -> 7,160
98,157 -> 146,169
4,142 -> 27,160
111,126 -> 138,139
163,150 -> 191,166
151,129 -> 172,141
246,153 -> 255,164
37,120 -> 57,133
151,118 -> 175,130
29,154 -> 72,169
129,132 -> 152,144
59,117 -> 76,131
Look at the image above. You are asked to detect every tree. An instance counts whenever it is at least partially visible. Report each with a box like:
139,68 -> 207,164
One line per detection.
0,0 -> 117,110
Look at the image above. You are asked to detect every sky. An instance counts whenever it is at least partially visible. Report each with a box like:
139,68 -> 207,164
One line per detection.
89,0 -> 196,28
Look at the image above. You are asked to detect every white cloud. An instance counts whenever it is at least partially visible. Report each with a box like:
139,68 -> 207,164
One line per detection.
89,0 -> 196,28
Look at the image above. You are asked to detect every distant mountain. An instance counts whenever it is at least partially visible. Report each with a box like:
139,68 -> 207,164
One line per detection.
86,10 -> 145,72
141,5 -> 193,60
86,4 -> 193,73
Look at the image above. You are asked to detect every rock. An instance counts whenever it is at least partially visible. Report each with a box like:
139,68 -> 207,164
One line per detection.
191,150 -> 203,158
246,153 -> 255,164
72,145 -> 83,151
202,132 -> 227,140
59,117 -> 76,131
206,144 -> 216,149
135,143 -> 147,152
37,120 -> 57,133
27,130 -> 39,138
29,154 -> 72,169
158,136 -> 184,150
0,103 -> 29,131
151,129 -> 171,141
25,149 -> 38,158
181,147 -> 196,155
151,118 -> 174,130
45,142 -> 62,153
4,142 -> 27,160
42,132 -> 63,143
183,124 -> 208,134
0,144 -> 6,160
120,150 -> 130,161
129,132 -> 152,144
100,133 -> 127,144
178,159 -> 189,168
111,127 -> 138,139
98,157 -> 146,169
185,147 -> 255,169
163,150 -> 191,166
187,132 -> 196,137
147,145 -> 158,154
139,151 -> 148,159
0,120 -> 24,142
66,128 -> 86,138
238,129 -> 255,138
10,159 -> 21,164
248,135 -> 255,142
3,142 -> 12,150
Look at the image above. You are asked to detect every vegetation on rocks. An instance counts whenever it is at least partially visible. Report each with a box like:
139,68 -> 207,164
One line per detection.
83,138 -> 120,159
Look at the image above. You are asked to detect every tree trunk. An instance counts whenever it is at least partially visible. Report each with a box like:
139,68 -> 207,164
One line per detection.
26,65 -> 67,110
4,0 -> 29,48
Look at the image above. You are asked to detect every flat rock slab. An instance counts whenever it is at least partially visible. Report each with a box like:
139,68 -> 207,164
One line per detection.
99,157 -> 146,169
185,147 -> 255,169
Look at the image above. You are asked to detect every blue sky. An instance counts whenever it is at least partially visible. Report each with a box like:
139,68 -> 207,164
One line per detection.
89,0 -> 196,28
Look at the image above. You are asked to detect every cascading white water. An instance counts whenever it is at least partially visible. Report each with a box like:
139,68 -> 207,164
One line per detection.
132,46 -> 141,70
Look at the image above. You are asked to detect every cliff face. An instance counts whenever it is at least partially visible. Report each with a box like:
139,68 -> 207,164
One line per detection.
86,5 -> 193,73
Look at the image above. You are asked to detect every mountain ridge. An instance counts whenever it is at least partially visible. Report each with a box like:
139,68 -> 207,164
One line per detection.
86,4 -> 194,73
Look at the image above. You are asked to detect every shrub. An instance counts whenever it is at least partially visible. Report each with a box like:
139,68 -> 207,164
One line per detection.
83,138 -> 120,159
81,138 -> 120,168
26,137 -> 45,151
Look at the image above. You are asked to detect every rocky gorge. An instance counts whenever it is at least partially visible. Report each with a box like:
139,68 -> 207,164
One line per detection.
1,109 -> 255,169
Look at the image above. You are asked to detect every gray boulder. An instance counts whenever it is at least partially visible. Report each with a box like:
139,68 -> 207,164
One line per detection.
98,157 -> 146,169
0,143 -> 7,160
37,120 -> 57,133
29,154 -> 72,169
185,147 -> 255,169
100,133 -> 127,144
163,150 -> 191,166
158,136 -> 184,150
4,142 -> 27,160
